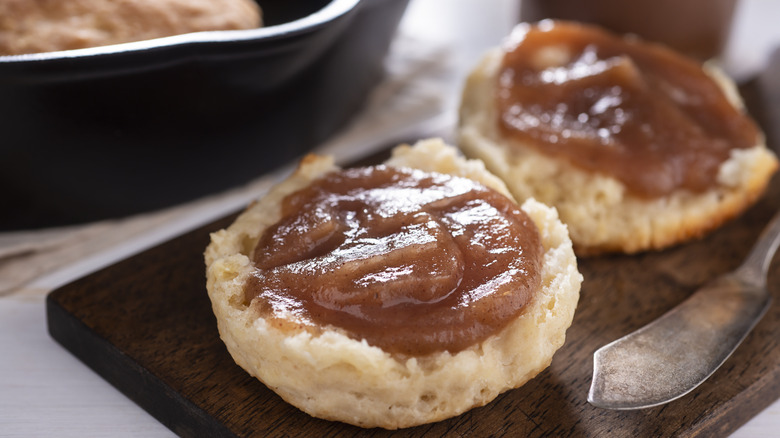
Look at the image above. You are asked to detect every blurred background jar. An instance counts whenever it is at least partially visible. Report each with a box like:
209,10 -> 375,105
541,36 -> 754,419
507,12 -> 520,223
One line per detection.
519,0 -> 738,61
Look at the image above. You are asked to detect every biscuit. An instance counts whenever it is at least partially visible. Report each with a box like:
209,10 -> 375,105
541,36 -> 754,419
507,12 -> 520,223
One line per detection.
0,0 -> 261,55
205,138 -> 582,429
459,32 -> 778,256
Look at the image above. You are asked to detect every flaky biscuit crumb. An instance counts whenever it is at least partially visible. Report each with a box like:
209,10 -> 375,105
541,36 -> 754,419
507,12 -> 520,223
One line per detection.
205,138 -> 582,429
459,48 -> 778,255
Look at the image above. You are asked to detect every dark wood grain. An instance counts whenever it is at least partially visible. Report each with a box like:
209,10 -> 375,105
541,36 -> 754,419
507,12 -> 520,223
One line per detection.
46,69 -> 780,437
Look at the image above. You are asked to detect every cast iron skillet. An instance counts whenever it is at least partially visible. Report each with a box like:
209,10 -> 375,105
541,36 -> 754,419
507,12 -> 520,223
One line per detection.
0,0 -> 409,229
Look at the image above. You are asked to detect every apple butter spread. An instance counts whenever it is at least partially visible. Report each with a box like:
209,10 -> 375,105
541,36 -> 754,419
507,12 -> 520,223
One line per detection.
243,165 -> 543,356
496,20 -> 760,198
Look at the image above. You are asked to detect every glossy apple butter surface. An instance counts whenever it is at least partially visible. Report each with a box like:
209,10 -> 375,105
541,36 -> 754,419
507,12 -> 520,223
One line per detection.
244,165 -> 543,356
497,20 -> 760,198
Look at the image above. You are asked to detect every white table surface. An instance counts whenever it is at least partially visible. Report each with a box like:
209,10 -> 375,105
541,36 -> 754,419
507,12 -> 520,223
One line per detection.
3,1 -> 780,436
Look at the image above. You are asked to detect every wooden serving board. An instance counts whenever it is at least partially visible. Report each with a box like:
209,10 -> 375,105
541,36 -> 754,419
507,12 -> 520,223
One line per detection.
46,79 -> 780,437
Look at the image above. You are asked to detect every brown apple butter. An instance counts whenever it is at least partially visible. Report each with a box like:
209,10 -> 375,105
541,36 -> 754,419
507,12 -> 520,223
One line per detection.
244,165 -> 543,356
497,21 -> 760,198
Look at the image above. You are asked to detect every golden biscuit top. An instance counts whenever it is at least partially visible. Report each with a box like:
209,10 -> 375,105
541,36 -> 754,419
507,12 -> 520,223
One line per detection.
0,0 -> 261,55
